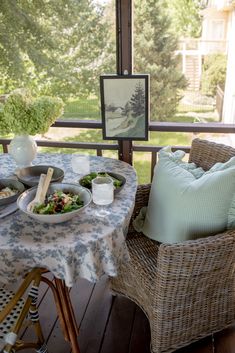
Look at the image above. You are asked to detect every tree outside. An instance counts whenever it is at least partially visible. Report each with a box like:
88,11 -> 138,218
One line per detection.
0,0 -> 115,99
201,54 -> 227,97
1,0 -> 227,183
0,0 -> 228,126
166,0 -> 203,38
134,0 -> 187,121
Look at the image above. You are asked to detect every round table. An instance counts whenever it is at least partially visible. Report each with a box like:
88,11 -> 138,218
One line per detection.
0,153 -> 137,353
0,153 -> 137,285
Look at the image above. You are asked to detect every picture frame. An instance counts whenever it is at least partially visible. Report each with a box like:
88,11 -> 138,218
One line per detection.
100,74 -> 149,140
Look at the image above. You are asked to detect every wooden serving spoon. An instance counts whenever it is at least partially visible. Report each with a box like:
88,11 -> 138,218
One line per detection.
27,167 -> 54,213
39,167 -> 54,204
27,173 -> 46,212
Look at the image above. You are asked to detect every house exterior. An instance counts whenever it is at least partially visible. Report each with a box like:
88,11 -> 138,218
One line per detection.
201,0 -> 235,123
176,0 -> 235,123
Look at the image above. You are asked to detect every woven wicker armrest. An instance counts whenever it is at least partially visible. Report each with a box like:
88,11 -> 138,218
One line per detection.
157,229 -> 235,281
189,138 -> 235,170
149,230 -> 235,352
132,183 -> 151,218
155,229 -> 235,321
127,184 -> 151,239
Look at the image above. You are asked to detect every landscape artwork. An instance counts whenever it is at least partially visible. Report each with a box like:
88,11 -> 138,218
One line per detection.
100,75 -> 149,140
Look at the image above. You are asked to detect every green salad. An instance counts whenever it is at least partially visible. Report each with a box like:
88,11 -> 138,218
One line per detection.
79,172 -> 122,189
33,190 -> 84,215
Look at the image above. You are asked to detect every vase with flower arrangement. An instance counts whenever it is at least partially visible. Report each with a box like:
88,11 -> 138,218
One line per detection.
0,89 -> 64,169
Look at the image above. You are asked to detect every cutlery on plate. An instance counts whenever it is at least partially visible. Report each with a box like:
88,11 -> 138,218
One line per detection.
27,173 -> 46,212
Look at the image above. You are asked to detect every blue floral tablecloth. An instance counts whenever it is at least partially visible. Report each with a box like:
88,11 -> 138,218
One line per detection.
0,153 -> 137,287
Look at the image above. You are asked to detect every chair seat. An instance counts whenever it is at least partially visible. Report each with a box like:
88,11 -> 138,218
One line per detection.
0,288 -> 24,344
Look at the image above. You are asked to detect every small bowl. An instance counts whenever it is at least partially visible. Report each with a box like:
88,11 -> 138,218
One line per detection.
0,179 -> 25,206
79,172 -> 126,194
17,183 -> 92,224
16,165 -> 64,187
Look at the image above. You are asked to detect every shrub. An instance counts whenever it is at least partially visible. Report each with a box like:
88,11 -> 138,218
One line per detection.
0,89 -> 64,135
201,54 -> 227,97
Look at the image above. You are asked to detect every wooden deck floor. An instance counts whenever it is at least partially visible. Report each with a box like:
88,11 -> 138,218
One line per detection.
20,276 -> 235,353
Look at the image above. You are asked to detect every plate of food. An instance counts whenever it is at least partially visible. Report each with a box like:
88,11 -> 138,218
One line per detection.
16,165 -> 64,187
0,179 -> 25,206
79,172 -> 126,194
17,183 -> 92,224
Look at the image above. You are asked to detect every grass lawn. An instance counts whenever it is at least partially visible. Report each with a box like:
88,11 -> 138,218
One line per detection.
63,97 -> 217,123
177,103 -> 214,114
63,97 -> 100,120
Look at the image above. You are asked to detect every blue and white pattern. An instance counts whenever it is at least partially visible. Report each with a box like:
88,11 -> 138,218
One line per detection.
0,153 -> 137,287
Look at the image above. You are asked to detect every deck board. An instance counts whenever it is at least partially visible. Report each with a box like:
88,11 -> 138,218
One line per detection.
76,277 -> 112,353
129,306 -> 151,353
214,325 -> 235,353
174,336 -> 213,353
17,276 -> 235,353
99,294 -> 136,353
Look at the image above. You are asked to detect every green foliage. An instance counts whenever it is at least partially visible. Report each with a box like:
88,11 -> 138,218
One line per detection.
134,0 -> 187,122
201,54 -> 227,96
0,1 -> 114,98
0,89 -> 64,135
166,0 -> 202,38
30,96 -> 65,134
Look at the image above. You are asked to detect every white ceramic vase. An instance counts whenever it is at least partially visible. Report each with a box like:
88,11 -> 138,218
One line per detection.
9,135 -> 37,170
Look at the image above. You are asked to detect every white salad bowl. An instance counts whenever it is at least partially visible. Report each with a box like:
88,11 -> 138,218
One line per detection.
17,183 -> 92,224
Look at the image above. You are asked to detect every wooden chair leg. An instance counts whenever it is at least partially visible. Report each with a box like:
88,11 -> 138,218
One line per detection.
41,275 -> 69,341
54,278 -> 80,353
41,274 -> 81,353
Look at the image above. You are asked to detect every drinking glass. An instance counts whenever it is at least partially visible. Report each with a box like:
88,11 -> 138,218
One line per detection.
71,154 -> 90,175
92,176 -> 114,217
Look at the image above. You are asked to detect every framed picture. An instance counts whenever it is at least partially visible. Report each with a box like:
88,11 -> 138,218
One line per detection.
100,74 -> 149,140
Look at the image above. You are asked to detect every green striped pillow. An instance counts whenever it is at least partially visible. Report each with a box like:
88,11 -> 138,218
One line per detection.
135,147 -> 235,243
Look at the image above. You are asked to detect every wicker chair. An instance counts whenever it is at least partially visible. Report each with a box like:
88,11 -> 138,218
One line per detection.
0,268 -> 47,353
110,138 -> 235,353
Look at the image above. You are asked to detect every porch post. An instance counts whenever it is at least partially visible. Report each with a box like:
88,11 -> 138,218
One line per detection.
223,9 -> 235,124
116,0 -> 133,164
